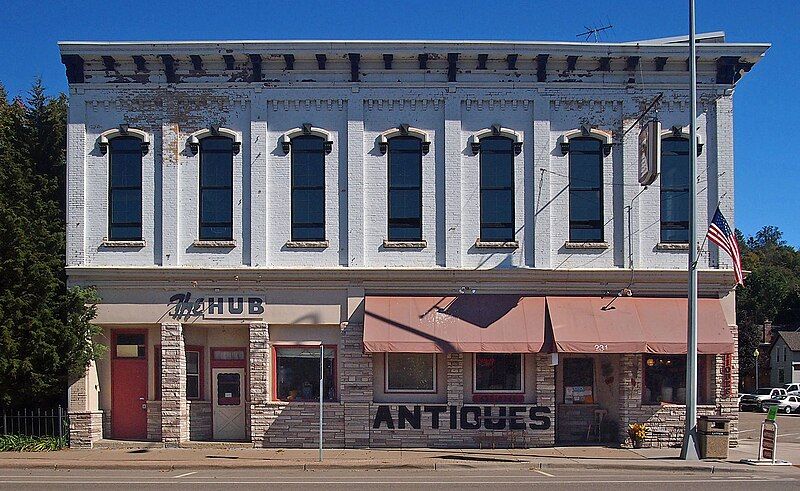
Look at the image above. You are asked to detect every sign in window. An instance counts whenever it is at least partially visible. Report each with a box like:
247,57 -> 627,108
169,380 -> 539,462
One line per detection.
474,353 -> 523,393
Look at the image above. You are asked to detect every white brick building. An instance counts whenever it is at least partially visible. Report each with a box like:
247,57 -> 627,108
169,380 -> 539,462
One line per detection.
61,34 -> 767,449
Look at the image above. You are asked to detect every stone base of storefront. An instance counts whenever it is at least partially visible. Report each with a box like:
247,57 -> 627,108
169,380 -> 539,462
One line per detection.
68,411 -> 104,448
251,403 -> 555,448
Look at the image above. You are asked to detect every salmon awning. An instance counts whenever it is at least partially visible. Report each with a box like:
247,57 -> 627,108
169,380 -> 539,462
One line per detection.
363,295 -> 545,353
546,296 -> 734,354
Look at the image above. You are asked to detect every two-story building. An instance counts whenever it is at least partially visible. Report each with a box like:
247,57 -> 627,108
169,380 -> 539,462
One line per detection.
60,33 -> 768,449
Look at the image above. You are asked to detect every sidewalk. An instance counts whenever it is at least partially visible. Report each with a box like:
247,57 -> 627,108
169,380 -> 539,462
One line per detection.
1,443 -> 793,473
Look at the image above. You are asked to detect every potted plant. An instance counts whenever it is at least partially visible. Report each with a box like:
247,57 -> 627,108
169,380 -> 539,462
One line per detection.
628,423 -> 648,448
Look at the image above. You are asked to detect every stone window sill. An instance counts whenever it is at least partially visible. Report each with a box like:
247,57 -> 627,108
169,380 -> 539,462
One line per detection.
564,241 -> 609,250
475,240 -> 519,249
383,239 -> 427,249
192,240 -> 237,248
285,240 -> 329,249
656,242 -> 690,251
101,240 -> 146,248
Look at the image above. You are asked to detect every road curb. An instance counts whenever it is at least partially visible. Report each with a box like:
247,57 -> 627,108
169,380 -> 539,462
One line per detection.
0,458 -> 755,474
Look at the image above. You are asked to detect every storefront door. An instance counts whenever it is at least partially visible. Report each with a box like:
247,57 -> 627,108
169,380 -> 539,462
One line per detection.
111,331 -> 148,440
212,367 -> 246,441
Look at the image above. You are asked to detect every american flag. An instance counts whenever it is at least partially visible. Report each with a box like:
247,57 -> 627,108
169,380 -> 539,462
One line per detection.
706,208 -> 744,285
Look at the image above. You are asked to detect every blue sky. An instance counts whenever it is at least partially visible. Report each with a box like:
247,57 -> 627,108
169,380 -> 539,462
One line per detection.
1,0 -> 797,244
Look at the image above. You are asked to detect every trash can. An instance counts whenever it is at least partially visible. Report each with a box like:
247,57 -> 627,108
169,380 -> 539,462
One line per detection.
698,416 -> 730,459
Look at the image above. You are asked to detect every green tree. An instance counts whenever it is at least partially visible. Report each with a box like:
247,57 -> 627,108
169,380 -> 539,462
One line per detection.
736,225 -> 800,380
0,81 -> 100,408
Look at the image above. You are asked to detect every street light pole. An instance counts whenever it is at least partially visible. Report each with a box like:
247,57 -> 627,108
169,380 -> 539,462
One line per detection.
680,0 -> 700,461
755,349 -> 760,392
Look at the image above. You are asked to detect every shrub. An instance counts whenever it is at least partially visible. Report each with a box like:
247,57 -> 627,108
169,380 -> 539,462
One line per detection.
0,434 -> 66,452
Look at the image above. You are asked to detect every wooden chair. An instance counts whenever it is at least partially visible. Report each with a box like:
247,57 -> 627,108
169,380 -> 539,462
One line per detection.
586,409 -> 608,442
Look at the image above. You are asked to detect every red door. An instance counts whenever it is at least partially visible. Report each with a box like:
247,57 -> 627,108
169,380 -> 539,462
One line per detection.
111,331 -> 148,440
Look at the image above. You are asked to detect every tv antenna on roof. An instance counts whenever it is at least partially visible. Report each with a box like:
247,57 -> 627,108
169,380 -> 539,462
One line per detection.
577,24 -> 613,42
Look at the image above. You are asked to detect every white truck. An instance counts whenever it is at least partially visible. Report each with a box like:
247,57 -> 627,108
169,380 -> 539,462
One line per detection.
740,388 -> 788,412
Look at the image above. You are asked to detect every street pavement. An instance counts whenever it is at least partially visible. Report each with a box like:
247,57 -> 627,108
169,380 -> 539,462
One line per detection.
1,410 -> 799,488
0,467 -> 796,490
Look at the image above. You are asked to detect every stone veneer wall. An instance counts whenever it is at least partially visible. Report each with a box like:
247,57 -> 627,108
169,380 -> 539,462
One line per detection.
68,411 -> 103,448
147,401 -> 162,441
617,350 -> 739,448
188,401 -> 212,441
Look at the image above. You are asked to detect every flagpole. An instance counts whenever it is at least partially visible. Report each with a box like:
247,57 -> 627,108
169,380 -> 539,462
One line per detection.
681,0 -> 700,460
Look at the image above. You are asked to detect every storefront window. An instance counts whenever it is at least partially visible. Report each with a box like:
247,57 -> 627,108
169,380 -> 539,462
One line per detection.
474,353 -> 523,392
385,353 -> 435,392
563,358 -> 594,404
275,347 -> 336,402
186,351 -> 200,399
642,355 -> 711,405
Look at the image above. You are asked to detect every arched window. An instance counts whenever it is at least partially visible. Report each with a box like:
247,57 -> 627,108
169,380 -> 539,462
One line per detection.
387,136 -> 423,241
108,136 -> 143,241
479,136 -> 515,242
199,136 -> 234,241
291,135 -> 326,241
660,137 -> 691,243
568,137 -> 604,242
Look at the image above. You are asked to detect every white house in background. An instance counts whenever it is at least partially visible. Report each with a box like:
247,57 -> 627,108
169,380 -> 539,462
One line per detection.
770,331 -> 800,386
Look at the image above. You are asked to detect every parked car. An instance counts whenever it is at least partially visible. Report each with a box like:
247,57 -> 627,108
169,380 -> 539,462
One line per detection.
783,383 -> 800,396
740,388 -> 788,412
762,394 -> 800,414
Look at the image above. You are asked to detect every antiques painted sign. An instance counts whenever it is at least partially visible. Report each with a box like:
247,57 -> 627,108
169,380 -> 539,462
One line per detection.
372,405 -> 551,431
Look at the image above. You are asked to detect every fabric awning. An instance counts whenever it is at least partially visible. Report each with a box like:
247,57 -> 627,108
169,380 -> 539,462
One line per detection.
546,296 -> 734,354
363,295 -> 546,353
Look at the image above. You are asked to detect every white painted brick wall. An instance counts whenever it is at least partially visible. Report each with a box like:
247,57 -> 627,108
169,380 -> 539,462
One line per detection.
67,85 -> 735,273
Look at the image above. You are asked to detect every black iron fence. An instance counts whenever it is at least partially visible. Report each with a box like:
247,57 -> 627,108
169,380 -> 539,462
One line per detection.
1,406 -> 68,440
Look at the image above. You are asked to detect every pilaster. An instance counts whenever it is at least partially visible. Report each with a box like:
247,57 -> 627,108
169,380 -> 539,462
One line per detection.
446,353 -> 464,405
160,322 -> 188,446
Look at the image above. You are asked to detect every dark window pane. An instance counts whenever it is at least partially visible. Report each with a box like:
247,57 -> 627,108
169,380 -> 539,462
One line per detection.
642,355 -> 710,405
388,137 -> 423,242
292,226 -> 326,241
387,353 -> 435,391
563,358 -> 594,404
201,136 -> 233,152
569,227 -> 603,243
200,225 -> 232,241
569,137 -> 603,242
292,189 -> 325,224
186,351 -> 200,374
217,373 -> 241,405
388,225 -> 422,241
276,348 -> 336,402
108,137 -> 143,241
199,137 -> 233,241
475,353 -> 522,391
110,154 -> 142,187
201,157 -> 233,187
389,154 -> 422,188
201,189 -> 233,223
479,137 -> 514,242
569,190 -> 602,221
480,226 -> 514,242
187,375 -> 200,399
660,138 -> 691,243
389,189 -> 421,220
291,136 -> 325,241
110,225 -> 142,241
